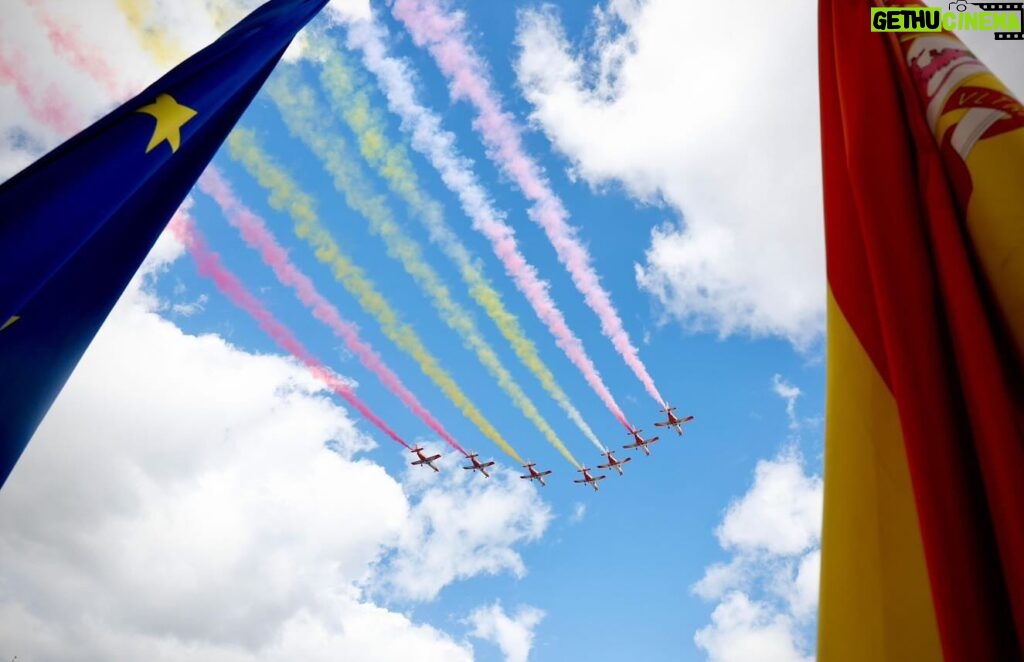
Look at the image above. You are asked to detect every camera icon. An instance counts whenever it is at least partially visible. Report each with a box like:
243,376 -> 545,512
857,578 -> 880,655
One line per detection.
948,1 -> 967,10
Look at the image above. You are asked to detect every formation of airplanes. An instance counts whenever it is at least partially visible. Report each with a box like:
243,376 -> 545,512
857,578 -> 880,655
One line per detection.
409,405 -> 694,491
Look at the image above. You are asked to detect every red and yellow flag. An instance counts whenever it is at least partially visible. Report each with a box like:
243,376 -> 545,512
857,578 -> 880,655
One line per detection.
818,1 -> 1024,659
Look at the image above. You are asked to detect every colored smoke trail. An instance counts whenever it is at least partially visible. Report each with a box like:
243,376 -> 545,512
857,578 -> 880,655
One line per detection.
27,0 -> 133,101
198,165 -> 467,456
116,0 -> 185,67
0,43 -> 81,136
226,128 -> 523,464
344,19 -> 632,431
315,46 -> 607,452
169,211 -> 410,449
391,0 -> 667,408
266,69 -> 581,468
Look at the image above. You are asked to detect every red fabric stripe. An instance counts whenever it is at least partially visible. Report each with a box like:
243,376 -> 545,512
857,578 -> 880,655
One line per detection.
820,1 -> 1024,658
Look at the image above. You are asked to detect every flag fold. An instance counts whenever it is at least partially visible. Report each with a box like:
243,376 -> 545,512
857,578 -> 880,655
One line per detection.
0,0 -> 328,488
819,1 -> 1024,659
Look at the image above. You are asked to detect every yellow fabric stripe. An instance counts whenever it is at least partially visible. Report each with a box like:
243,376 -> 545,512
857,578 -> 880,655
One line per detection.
818,290 -> 943,661
960,123 -> 1024,366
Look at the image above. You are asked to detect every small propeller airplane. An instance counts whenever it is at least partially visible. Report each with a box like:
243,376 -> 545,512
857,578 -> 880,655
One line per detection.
462,452 -> 495,478
654,405 -> 694,436
597,449 -> 632,476
519,462 -> 553,486
573,466 -> 607,492
623,428 -> 660,456
410,446 -> 441,472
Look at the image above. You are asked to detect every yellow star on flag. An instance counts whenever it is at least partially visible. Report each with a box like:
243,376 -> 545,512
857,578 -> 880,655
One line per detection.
136,93 -> 197,154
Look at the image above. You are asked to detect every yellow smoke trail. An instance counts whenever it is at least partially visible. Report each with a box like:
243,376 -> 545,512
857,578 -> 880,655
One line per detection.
265,68 -> 581,469
227,128 -> 522,464
315,48 -> 606,453
116,0 -> 186,67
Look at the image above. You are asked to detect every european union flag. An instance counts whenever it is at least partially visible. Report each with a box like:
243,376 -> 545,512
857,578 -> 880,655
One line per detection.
0,0 -> 328,487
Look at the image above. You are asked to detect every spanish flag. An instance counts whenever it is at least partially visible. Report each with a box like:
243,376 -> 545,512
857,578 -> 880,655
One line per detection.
819,0 -> 1024,659
0,0 -> 327,489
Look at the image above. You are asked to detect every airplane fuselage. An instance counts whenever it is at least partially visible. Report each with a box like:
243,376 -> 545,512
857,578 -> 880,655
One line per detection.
655,410 -> 692,436
599,452 -> 630,475
411,448 -> 441,472
520,465 -> 551,486
463,455 -> 493,478
575,469 -> 604,491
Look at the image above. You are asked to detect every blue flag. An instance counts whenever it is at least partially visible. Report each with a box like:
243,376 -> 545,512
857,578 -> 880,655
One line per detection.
0,0 -> 328,488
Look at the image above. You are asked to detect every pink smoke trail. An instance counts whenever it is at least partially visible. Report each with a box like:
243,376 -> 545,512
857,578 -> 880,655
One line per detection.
0,43 -> 81,136
169,211 -> 411,450
26,0 -> 134,102
391,0 -> 667,408
198,166 -> 467,455
346,19 -> 634,431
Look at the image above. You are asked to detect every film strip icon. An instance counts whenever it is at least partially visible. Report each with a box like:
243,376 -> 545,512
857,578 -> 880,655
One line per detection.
970,2 -> 1024,39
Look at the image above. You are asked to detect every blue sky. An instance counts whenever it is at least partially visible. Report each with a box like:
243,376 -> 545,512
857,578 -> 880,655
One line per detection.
11,0 -> 1019,660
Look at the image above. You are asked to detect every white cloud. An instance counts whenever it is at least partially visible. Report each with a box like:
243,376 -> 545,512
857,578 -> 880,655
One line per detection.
469,602 -> 545,662
515,1 -> 1024,349
692,378 -> 823,661
716,453 -> 822,557
783,549 -> 822,621
0,0 -> 350,183
771,374 -> 802,431
1,4 -> 553,656
171,292 -> 209,316
0,240 -> 496,660
326,0 -> 371,22
694,592 -> 813,662
515,0 -> 825,347
570,501 -> 587,524
382,462 -> 552,602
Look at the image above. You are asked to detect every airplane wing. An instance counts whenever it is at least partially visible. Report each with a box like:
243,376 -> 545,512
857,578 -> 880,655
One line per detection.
653,421 -> 668,427
682,415 -> 695,423
427,454 -> 441,461
620,456 -> 632,463
595,475 -> 607,481
623,442 -> 641,449
573,478 -> 587,484
482,461 -> 495,468
597,462 -> 612,469
539,470 -> 552,476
